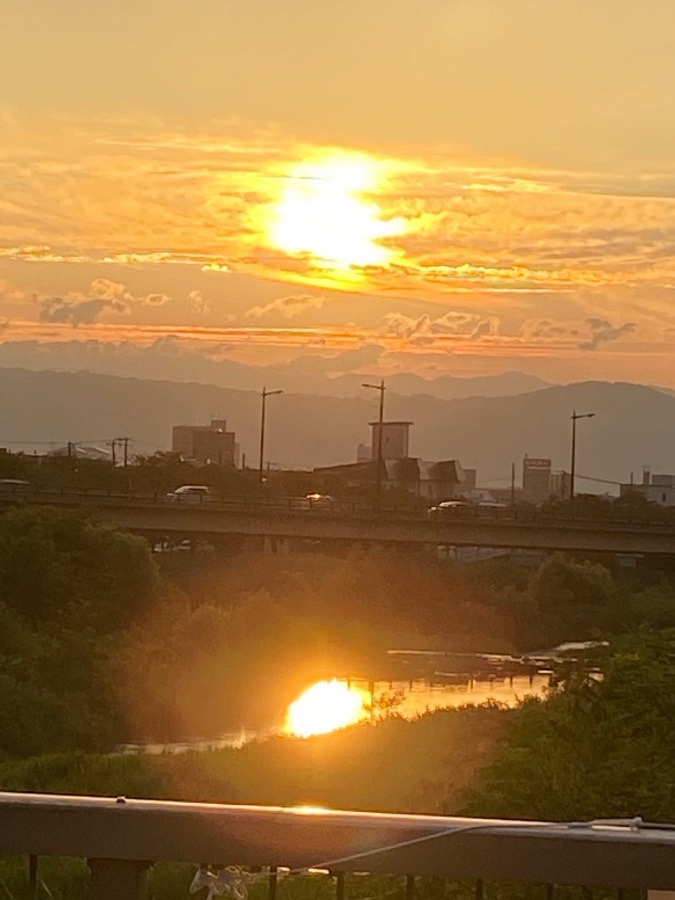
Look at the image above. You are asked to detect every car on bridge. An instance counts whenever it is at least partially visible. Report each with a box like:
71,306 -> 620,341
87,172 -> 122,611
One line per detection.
427,500 -> 471,516
165,485 -> 211,503
304,493 -> 336,507
428,499 -> 508,516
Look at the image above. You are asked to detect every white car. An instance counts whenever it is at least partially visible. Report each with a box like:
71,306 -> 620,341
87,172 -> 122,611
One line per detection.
165,485 -> 211,503
427,500 -> 471,516
304,493 -> 336,508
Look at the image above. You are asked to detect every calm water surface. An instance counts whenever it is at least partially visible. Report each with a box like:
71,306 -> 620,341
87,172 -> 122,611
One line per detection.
121,673 -> 549,755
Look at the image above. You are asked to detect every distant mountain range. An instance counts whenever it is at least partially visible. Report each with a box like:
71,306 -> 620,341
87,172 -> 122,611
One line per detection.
332,370 -> 550,400
0,368 -> 673,486
0,340 -> 548,400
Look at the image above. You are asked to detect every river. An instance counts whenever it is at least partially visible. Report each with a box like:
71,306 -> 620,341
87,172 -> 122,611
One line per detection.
119,671 -> 550,755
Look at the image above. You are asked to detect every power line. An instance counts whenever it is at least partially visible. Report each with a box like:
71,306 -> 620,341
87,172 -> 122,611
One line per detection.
0,437 -> 134,446
576,473 -> 622,486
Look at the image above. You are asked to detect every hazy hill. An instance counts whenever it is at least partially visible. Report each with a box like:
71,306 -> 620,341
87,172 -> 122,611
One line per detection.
0,340 -> 549,400
0,368 -> 673,484
333,370 -> 550,400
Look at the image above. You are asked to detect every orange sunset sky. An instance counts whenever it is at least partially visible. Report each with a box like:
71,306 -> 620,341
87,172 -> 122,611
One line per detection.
1,0 -> 674,386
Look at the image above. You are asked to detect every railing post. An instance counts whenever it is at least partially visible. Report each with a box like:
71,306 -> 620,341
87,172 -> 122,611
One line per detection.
268,865 -> 278,900
28,854 -> 38,898
335,871 -> 346,900
88,858 -> 150,900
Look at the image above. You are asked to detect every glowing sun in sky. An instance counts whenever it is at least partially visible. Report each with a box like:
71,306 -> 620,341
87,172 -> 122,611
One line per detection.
269,152 -> 404,271
285,679 -> 369,738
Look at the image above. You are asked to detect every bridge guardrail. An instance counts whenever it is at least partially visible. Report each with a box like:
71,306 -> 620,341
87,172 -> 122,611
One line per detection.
1,793 -> 674,900
1,487 -> 675,532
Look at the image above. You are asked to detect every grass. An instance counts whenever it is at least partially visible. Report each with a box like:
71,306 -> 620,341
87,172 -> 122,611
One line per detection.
0,705 -> 508,814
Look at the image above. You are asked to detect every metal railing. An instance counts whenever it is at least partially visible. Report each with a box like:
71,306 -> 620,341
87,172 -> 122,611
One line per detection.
0,793 -> 674,900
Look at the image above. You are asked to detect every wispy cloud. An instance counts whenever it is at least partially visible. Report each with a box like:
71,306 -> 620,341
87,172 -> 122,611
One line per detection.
0,111 -> 673,385
1,112 -> 674,308
378,311 -> 501,345
246,293 -> 325,319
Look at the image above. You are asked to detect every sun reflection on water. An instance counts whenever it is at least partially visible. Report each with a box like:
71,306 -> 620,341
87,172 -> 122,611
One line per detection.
284,679 -> 369,738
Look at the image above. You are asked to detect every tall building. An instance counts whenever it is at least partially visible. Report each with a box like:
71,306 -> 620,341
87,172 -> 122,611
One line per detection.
369,421 -> 412,461
620,471 -> 675,507
550,470 -> 570,500
522,457 -> 552,505
172,419 -> 238,466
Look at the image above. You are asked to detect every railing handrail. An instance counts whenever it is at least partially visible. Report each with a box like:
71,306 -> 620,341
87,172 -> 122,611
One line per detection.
1,792 -> 674,890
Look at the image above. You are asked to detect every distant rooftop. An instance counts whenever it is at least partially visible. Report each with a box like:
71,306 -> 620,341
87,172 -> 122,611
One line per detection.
368,420 -> 413,426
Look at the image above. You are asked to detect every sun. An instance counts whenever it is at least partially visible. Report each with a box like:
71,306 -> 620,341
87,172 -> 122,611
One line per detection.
268,152 -> 402,272
284,679 -> 369,738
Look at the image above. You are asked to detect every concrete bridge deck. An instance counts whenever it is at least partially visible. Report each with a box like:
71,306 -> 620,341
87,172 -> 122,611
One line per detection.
2,491 -> 675,555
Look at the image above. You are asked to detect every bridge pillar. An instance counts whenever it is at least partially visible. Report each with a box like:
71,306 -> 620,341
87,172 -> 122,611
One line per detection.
263,536 -> 289,554
88,858 -> 150,900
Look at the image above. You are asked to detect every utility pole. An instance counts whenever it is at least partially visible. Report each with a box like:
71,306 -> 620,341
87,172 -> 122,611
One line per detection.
120,437 -> 130,468
111,438 -> 116,467
569,410 -> 595,505
259,387 -> 283,483
362,379 -> 386,513
510,461 -> 516,507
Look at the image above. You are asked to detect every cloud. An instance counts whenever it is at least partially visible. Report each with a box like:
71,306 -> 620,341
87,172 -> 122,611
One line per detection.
520,316 -> 637,350
378,311 -> 500,344
38,279 -> 170,326
520,318 -> 582,341
0,245 -> 88,264
40,296 -> 130,326
142,293 -> 171,306
0,279 -> 38,305
428,312 -> 479,335
470,317 -> 499,339
246,293 -> 325,319
2,109 -> 675,335
188,289 -> 210,315
580,318 -> 637,350
378,313 -> 428,339
88,278 -> 169,307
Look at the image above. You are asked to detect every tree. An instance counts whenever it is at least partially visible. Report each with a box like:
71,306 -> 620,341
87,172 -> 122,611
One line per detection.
0,600 -> 119,756
464,629 -> 675,822
0,506 -> 158,630
528,553 -> 618,641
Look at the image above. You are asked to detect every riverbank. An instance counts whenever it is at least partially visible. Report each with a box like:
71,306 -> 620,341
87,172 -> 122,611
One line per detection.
0,704 -> 508,814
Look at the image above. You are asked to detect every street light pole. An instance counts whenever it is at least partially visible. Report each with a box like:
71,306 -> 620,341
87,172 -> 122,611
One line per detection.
362,379 -> 386,512
259,387 -> 283,483
569,410 -> 595,504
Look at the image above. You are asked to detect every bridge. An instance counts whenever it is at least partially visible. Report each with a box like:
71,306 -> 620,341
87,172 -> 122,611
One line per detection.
1,793 -> 674,899
2,489 -> 675,555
